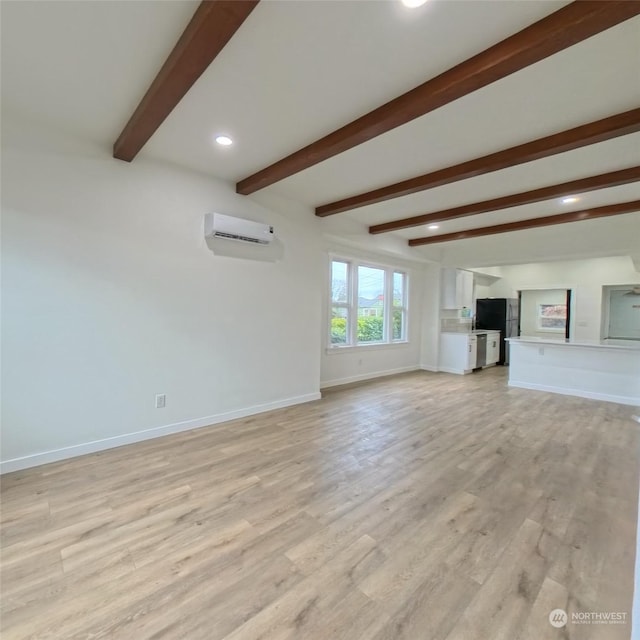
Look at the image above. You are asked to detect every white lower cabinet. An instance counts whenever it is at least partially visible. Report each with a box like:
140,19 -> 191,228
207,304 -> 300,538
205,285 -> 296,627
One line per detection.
439,331 -> 501,374
439,333 -> 477,374
467,335 -> 477,370
486,332 -> 500,365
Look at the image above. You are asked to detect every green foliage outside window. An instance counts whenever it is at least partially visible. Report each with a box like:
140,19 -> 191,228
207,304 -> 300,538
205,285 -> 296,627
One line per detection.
332,316 -> 391,343
357,316 -> 384,342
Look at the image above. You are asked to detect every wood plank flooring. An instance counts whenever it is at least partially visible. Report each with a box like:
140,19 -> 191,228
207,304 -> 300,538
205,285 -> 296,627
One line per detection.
1,368 -> 639,639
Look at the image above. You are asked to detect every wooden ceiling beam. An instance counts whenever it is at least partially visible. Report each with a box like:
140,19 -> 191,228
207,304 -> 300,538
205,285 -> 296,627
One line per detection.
319,108 -> 640,216
369,166 -> 640,234
408,201 -> 640,246
113,0 -> 259,162
237,1 -> 640,196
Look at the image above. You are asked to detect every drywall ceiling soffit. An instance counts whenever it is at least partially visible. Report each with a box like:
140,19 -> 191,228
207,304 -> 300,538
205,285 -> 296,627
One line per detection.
321,219 -> 436,265
470,272 -> 502,287
323,233 -> 437,267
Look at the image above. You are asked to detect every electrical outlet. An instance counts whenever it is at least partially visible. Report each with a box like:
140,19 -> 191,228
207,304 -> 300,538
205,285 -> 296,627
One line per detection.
155,394 -> 166,409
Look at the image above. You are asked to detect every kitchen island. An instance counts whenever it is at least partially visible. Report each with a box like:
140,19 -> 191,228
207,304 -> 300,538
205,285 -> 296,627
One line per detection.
507,336 -> 640,406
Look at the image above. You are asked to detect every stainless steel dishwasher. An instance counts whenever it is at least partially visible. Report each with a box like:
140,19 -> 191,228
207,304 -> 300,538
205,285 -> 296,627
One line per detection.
476,333 -> 487,368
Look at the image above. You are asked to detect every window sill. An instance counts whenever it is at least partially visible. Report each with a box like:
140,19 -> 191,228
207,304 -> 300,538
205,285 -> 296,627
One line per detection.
325,341 -> 410,355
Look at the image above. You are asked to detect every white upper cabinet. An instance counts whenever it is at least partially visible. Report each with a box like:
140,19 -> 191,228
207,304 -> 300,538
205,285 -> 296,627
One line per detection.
441,268 -> 473,309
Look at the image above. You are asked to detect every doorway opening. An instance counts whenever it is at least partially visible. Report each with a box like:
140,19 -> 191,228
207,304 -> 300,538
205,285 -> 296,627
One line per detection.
518,288 -> 571,340
602,284 -> 640,342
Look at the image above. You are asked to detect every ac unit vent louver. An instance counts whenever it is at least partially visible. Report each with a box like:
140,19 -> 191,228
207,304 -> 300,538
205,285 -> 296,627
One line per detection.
204,213 -> 274,245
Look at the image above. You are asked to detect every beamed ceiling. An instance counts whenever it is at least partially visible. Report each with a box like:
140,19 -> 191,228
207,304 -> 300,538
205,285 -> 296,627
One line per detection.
2,0 -> 639,267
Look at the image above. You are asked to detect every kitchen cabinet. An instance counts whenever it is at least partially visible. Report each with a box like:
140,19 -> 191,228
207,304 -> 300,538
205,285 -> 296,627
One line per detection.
439,331 -> 500,374
467,334 -> 477,370
439,333 -> 477,374
441,268 -> 473,309
486,331 -> 500,365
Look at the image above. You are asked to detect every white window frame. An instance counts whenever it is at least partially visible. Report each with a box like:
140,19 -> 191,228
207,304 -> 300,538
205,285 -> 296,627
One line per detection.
329,259 -> 352,345
328,256 -> 409,351
537,303 -> 567,332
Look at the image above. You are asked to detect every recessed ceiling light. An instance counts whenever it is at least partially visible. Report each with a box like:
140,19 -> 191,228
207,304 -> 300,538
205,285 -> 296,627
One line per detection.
428,224 -> 439,230
562,196 -> 579,204
401,0 -> 428,7
215,135 -> 233,146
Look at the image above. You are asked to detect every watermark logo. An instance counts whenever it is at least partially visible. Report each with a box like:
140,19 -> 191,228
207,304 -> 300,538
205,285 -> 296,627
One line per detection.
549,609 -> 627,628
549,609 -> 568,628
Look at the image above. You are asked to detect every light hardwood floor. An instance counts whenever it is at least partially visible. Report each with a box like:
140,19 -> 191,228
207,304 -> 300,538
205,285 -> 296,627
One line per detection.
1,368 -> 639,639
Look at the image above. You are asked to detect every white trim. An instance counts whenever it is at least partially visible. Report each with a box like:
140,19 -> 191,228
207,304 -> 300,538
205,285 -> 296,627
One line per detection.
420,365 -> 439,372
436,366 -> 469,375
0,392 -> 321,474
507,381 -> 639,406
325,341 -> 410,355
320,365 -> 419,389
327,254 -> 409,350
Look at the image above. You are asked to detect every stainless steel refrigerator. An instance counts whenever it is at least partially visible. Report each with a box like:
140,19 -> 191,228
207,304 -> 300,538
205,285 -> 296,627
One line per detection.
475,298 -> 519,365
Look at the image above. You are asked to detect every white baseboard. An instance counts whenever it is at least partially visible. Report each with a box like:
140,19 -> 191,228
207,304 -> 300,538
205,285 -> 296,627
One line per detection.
0,392 -> 321,474
508,380 -> 640,406
436,366 -> 468,375
320,365 -> 420,389
420,365 -> 439,372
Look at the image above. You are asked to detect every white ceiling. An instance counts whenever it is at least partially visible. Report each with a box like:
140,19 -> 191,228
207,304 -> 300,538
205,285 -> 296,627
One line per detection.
2,0 -> 639,267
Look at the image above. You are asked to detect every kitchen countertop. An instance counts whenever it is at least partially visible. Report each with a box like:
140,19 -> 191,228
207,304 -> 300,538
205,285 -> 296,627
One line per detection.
507,336 -> 640,351
440,330 -> 501,335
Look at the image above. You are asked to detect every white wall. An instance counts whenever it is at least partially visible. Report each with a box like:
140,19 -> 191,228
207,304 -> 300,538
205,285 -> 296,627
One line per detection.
420,264 -> 442,371
2,116 -> 436,471
483,257 -> 640,342
1,116 -> 326,471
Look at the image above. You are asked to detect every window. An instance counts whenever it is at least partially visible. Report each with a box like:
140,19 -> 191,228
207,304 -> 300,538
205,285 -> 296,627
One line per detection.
329,258 -> 408,347
604,285 -> 640,341
537,304 -> 567,331
393,271 -> 407,340
357,266 -> 385,342
330,260 -> 349,344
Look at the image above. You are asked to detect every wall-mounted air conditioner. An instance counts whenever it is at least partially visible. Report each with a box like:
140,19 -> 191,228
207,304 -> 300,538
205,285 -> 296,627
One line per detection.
204,213 -> 274,245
